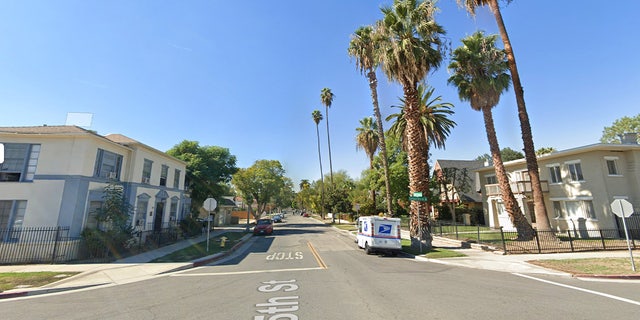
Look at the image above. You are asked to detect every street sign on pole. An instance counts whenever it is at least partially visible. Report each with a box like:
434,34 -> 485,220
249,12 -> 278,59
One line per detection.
610,199 -> 636,271
203,198 -> 218,252
409,196 -> 427,202
412,192 -> 423,197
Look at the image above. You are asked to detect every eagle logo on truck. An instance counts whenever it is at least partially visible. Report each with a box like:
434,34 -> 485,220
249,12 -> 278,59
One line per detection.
378,224 -> 392,234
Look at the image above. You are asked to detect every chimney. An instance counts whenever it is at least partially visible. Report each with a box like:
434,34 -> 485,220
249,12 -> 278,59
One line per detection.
620,133 -> 638,145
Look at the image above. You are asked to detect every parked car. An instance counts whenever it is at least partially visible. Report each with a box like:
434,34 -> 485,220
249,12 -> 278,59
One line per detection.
272,214 -> 283,223
253,218 -> 274,235
302,212 -> 310,217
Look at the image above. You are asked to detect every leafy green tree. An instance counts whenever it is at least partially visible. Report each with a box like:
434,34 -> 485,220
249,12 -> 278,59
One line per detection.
82,180 -> 134,258
376,0 -> 447,250
348,24 -> 393,217
375,132 -> 409,216
448,31 -> 533,239
501,147 -> 524,162
167,140 -> 237,211
535,147 -> 556,156
232,160 -> 287,218
434,167 -> 472,223
274,177 -> 295,211
600,114 -> 640,143
458,0 -> 551,233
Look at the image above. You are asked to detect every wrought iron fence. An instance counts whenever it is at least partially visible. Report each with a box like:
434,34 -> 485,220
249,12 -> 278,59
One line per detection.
430,220 -> 639,254
0,226 -> 83,264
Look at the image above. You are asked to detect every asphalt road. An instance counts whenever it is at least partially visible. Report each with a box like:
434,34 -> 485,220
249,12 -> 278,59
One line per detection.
2,215 -> 639,319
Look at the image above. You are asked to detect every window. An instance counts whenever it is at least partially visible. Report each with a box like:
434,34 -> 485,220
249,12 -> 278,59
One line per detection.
142,159 -> 152,184
170,198 -> 179,223
173,169 -> 181,189
605,157 -> 619,175
85,201 -> 102,230
0,143 -> 40,182
486,175 -> 497,185
494,199 -> 507,216
0,200 -> 27,241
94,149 -> 123,180
160,165 -> 168,186
552,200 -> 596,220
566,161 -> 584,182
548,164 -> 561,184
135,195 -> 150,229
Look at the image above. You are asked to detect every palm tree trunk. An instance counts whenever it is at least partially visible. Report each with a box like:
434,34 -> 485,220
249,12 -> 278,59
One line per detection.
369,157 -> 376,206
481,106 -> 534,240
325,106 -> 334,186
368,70 -> 393,217
488,0 -> 552,234
404,85 -> 432,250
316,124 -> 325,220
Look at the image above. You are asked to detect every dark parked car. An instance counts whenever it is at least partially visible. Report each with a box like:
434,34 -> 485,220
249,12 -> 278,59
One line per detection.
253,218 -> 274,235
271,214 -> 283,223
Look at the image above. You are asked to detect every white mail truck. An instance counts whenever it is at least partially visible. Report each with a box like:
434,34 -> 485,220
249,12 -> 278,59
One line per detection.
356,216 -> 402,256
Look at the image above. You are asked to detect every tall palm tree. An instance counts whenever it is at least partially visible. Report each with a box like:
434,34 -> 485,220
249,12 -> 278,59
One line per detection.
448,31 -> 534,240
312,110 -> 325,219
348,25 -> 393,217
457,0 -> 552,233
377,0 -> 446,249
320,88 -> 335,186
356,117 -> 380,205
386,84 -> 456,157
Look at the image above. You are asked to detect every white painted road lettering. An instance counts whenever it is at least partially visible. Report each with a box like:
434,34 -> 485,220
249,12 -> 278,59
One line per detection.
266,252 -> 303,261
254,279 -> 300,320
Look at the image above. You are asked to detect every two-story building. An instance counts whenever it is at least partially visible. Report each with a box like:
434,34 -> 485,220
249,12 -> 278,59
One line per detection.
0,126 -> 188,242
475,135 -> 640,233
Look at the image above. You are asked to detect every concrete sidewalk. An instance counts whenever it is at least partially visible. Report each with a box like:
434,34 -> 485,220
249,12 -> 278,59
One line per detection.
0,227 -> 253,299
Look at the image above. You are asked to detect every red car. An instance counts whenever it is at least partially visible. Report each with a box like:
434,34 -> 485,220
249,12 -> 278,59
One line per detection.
253,218 -> 274,235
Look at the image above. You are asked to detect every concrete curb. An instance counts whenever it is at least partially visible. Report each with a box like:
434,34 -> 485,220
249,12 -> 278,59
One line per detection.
192,233 -> 253,267
0,284 -> 105,299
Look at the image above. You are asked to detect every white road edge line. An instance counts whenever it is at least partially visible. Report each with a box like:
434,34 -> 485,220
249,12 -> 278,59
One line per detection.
171,267 -> 324,277
513,273 -> 640,306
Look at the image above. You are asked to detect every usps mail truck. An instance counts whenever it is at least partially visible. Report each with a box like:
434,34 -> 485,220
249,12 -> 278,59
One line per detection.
356,216 -> 402,256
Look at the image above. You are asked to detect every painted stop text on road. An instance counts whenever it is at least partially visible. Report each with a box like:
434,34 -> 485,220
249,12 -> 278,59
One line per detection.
266,252 -> 303,261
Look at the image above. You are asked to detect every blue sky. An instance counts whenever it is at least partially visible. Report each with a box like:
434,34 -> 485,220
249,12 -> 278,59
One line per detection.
1,1 -> 639,188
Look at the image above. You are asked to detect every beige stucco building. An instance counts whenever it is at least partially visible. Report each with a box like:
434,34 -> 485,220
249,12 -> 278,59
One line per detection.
0,126 -> 188,240
475,137 -> 640,232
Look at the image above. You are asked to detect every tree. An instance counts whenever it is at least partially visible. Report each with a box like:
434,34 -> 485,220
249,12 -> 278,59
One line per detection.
312,110 -> 325,219
82,180 -> 134,258
600,114 -> 640,143
535,147 -> 556,156
377,0 -> 447,250
274,177 -> 295,211
348,25 -> 394,217
356,117 -> 380,205
500,147 -> 524,162
320,88 -> 335,186
324,170 -> 356,219
457,0 -> 552,233
448,31 -> 534,239
167,140 -> 237,211
434,167 -> 472,224
231,160 -> 287,219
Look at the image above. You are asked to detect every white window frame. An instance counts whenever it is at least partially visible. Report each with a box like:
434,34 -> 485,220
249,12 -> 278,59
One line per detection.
604,156 -> 621,176
550,198 -> 597,220
485,174 -> 497,185
565,160 -> 584,182
546,163 -> 562,184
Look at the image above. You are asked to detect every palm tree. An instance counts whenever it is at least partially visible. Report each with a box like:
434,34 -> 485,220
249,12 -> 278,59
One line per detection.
377,0 -> 446,249
348,25 -> 393,217
447,31 -> 534,240
312,110 -> 325,219
320,88 -> 335,186
356,117 -> 380,205
299,179 -> 311,210
386,84 -> 456,157
457,0 -> 552,233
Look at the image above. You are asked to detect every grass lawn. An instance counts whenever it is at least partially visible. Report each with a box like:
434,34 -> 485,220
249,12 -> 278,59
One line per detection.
151,232 -> 248,263
333,224 -> 357,232
529,258 -> 640,275
401,239 -> 466,258
0,272 -> 79,292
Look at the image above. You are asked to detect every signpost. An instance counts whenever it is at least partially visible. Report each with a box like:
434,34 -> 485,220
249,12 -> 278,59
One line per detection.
610,199 -> 636,271
203,197 -> 217,252
409,192 -> 428,253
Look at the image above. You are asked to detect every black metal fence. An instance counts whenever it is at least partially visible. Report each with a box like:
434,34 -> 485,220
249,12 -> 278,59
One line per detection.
430,221 -> 639,254
0,225 -> 187,265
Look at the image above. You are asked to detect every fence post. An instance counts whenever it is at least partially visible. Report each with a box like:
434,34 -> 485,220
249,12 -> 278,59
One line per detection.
500,226 -> 507,253
599,229 -> 606,250
534,229 -> 541,254
50,226 -> 61,264
477,224 -> 480,243
567,230 -> 574,252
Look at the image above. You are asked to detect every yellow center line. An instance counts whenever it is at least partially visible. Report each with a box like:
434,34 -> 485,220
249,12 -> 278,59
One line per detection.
307,241 -> 327,269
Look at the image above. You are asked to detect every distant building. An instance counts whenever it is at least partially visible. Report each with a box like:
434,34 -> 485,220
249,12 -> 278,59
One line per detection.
475,135 -> 640,232
432,159 -> 484,224
0,126 -> 188,240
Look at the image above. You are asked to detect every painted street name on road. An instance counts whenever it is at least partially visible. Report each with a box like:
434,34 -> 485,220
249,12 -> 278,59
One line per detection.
254,279 -> 300,320
266,252 -> 303,261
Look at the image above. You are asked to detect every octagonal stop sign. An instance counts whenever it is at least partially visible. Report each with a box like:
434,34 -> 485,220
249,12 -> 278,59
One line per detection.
611,199 -> 634,218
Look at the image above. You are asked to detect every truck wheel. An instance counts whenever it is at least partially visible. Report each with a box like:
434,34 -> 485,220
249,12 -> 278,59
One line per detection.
364,243 -> 372,255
